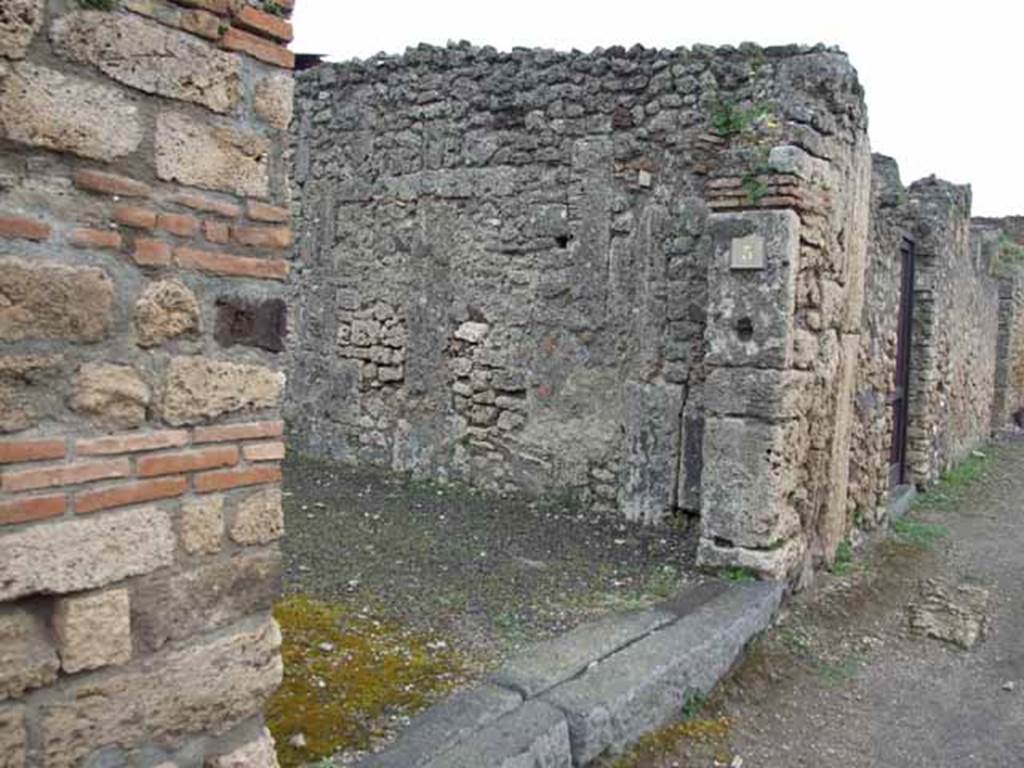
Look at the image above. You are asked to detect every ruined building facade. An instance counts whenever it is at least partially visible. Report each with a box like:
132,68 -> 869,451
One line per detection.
288,43 -> 1024,580
2,2 -> 1024,763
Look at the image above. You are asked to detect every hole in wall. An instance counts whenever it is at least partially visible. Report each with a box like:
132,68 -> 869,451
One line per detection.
736,316 -> 754,342
554,234 -> 572,249
713,536 -> 735,548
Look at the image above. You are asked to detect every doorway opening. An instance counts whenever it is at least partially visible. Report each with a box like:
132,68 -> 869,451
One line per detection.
889,237 -> 916,488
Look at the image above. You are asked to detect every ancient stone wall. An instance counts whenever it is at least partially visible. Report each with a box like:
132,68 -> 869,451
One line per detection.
0,1 -> 295,765
696,55 -> 871,579
287,43 -> 869,544
905,179 -> 1000,484
846,155 -> 909,527
976,217 -> 1024,430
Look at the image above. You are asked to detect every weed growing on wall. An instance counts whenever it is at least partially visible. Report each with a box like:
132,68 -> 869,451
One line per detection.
75,0 -> 116,9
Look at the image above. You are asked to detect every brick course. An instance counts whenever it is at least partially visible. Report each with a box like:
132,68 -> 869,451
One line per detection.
3,459 -> 131,493
0,439 -> 66,465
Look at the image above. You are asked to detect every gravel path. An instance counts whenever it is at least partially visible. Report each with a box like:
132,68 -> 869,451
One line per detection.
281,452 -> 701,669
612,438 -> 1024,767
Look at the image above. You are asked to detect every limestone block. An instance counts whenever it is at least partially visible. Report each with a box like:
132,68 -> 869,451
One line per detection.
180,494 -> 224,555
52,589 -> 132,674
33,616 -> 282,768
160,356 -> 284,425
422,700 -> 572,768
0,507 -> 174,602
703,367 -> 811,422
0,258 -> 113,342
768,145 -> 833,188
696,535 -> 806,581
541,582 -> 783,765
0,62 -> 142,161
254,72 -> 294,130
357,685 -> 523,768
207,727 -> 280,768
156,111 -> 270,198
453,321 -> 490,344
699,416 -> 801,549
492,608 -> 675,698
0,0 -> 43,59
619,381 -> 684,524
229,487 -> 283,545
0,703 -> 26,767
0,354 -> 62,433
51,12 -> 241,114
132,548 -> 281,652
705,210 -> 800,369
70,362 -> 151,430
134,279 -> 201,348
0,604 -> 59,701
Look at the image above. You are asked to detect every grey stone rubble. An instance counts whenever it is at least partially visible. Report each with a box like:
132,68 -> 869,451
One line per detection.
356,579 -> 783,767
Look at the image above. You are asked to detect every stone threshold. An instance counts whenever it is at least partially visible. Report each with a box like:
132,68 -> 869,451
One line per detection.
354,579 -> 784,767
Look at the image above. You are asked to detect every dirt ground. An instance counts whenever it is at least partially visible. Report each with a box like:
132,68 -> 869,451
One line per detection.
603,439 -> 1024,768
274,452 -> 701,765
281,453 -> 700,662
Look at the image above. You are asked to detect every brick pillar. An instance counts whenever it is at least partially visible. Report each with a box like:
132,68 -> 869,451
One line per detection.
0,1 -> 296,765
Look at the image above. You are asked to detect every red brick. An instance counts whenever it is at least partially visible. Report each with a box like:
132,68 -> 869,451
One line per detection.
174,246 -> 288,281
137,445 -> 238,477
204,220 -> 231,244
76,430 -> 190,456
69,227 -> 123,250
75,476 -> 187,514
73,170 -> 152,198
242,441 -> 285,462
194,463 -> 280,493
246,200 -> 289,223
193,420 -> 284,444
113,205 -> 157,230
157,212 -> 199,237
231,224 -> 291,250
221,27 -> 294,69
171,0 -> 239,16
0,215 -> 50,241
173,192 -> 241,218
133,238 -> 173,267
0,494 -> 66,526
3,459 -> 131,493
0,438 -> 66,465
234,5 -> 293,42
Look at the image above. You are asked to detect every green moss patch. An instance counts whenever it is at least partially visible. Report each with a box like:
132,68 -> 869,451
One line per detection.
267,595 -> 467,767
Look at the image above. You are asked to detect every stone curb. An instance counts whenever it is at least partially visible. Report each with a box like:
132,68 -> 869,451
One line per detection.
354,579 -> 784,767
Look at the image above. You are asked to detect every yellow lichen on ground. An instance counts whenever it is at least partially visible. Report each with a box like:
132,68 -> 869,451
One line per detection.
266,594 -> 467,767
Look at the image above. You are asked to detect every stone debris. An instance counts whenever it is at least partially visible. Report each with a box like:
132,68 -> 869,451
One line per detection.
908,580 -> 990,649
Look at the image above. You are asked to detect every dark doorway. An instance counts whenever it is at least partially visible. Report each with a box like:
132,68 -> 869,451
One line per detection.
889,238 -> 916,488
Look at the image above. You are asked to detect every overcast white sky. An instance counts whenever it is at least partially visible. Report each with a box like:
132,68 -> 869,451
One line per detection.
292,1 -> 1021,216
